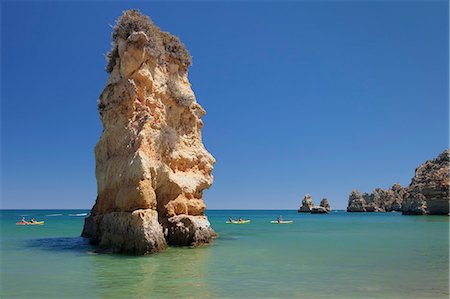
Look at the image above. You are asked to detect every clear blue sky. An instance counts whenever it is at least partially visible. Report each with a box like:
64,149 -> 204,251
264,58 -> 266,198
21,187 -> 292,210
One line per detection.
1,1 -> 448,209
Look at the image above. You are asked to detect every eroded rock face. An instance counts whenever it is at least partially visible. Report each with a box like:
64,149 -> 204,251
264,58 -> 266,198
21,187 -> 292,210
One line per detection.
351,185 -> 406,213
311,206 -> 328,214
402,150 -> 449,215
347,190 -> 366,212
319,198 -> 332,212
81,10 -> 216,254
387,183 -> 406,212
361,189 -> 386,212
346,150 -> 449,215
166,215 -> 215,246
82,209 -> 167,254
298,194 -> 314,212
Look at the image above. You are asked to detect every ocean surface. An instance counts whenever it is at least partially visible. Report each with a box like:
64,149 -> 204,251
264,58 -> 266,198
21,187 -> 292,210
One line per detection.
0,210 -> 448,299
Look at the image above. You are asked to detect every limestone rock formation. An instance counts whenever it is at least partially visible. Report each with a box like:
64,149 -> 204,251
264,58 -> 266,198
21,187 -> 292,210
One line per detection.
311,206 -> 328,214
81,10 -> 216,254
362,189 -> 387,212
350,185 -> 406,213
319,198 -> 332,212
346,150 -> 449,215
402,150 -> 449,215
298,194 -> 314,212
387,183 -> 406,212
347,190 -> 366,212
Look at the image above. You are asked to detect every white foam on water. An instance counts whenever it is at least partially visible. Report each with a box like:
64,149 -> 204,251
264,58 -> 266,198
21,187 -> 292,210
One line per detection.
68,213 -> 88,216
46,214 -> 63,217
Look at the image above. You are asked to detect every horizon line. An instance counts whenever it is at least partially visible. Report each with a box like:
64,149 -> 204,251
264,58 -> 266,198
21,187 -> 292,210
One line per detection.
0,208 -> 348,211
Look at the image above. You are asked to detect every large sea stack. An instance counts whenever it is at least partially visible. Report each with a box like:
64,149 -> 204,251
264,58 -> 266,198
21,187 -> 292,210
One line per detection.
298,194 -> 314,212
319,198 -> 332,212
81,10 -> 216,254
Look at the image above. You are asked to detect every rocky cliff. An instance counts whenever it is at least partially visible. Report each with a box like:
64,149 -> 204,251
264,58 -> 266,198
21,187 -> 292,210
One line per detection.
347,150 -> 449,215
402,150 -> 449,215
362,187 -> 400,212
81,10 -> 216,254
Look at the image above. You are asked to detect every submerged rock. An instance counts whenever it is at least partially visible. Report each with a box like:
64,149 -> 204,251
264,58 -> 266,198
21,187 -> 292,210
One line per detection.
319,198 -> 332,212
298,194 -> 315,212
81,10 -> 216,254
402,150 -> 449,215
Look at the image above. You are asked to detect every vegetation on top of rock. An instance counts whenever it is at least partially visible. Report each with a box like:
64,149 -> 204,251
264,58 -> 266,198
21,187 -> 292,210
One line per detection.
106,9 -> 192,73
159,31 -> 192,67
112,9 -> 155,42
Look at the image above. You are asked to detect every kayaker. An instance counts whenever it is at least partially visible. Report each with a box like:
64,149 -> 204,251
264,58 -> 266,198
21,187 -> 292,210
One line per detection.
229,217 -> 234,223
30,218 -> 36,223
21,217 -> 28,224
238,217 -> 243,223
277,215 -> 283,223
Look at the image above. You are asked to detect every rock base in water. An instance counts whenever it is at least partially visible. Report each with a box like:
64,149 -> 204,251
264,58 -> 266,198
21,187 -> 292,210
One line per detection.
311,207 -> 328,214
166,215 -> 216,246
347,150 -> 449,215
319,198 -> 332,212
298,194 -> 314,212
82,209 -> 167,255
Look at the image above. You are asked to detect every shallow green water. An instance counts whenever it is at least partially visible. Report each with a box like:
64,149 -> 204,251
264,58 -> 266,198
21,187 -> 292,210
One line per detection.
1,210 -> 448,298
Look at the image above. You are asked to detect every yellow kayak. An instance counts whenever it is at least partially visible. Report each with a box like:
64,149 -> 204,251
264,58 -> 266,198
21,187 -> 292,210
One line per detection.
16,221 -> 45,225
226,220 -> 251,224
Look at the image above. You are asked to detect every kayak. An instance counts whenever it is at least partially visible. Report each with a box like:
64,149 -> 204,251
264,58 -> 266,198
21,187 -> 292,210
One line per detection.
16,221 -> 45,226
270,221 -> 293,224
226,220 -> 251,224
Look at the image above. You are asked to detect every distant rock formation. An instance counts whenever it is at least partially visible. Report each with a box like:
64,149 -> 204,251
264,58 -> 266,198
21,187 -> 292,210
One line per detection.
347,150 -> 449,215
361,190 -> 382,212
347,190 -> 366,212
298,194 -> 314,212
402,150 -> 449,215
389,183 -> 406,211
351,185 -> 406,212
298,195 -> 332,214
81,10 -> 216,254
311,206 -> 328,214
319,198 -> 332,212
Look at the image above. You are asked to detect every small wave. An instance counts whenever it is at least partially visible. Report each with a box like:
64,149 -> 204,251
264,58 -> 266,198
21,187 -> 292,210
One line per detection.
46,214 -> 63,217
68,213 -> 88,216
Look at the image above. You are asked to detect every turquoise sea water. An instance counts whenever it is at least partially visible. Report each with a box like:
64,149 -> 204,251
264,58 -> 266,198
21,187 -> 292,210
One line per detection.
0,210 -> 448,298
